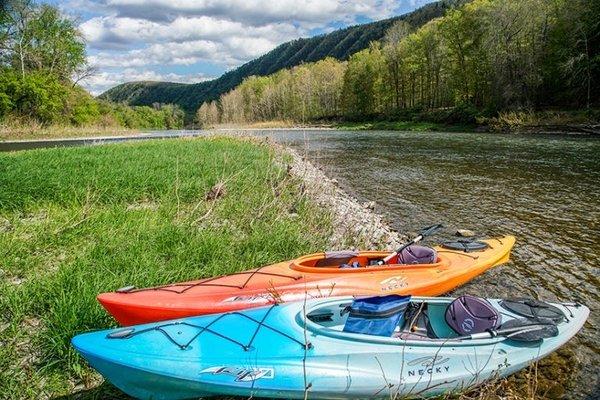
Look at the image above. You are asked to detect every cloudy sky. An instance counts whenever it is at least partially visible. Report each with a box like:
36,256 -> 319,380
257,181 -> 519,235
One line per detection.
50,0 -> 435,95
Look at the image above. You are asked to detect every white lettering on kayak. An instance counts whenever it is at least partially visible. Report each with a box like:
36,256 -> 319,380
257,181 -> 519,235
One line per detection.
380,275 -> 408,291
200,366 -> 274,382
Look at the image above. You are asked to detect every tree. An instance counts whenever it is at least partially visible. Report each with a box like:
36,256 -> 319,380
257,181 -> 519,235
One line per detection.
557,0 -> 600,109
476,0 -> 553,108
342,44 -> 386,119
383,21 -> 412,111
1,0 -> 86,80
439,5 -> 488,105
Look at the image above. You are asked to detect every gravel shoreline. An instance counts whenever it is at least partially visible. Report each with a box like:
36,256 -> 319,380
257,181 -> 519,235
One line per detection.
281,146 -> 405,250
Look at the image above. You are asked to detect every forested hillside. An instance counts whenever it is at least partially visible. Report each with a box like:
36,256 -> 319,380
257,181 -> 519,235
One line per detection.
198,0 -> 599,129
100,1 -> 454,115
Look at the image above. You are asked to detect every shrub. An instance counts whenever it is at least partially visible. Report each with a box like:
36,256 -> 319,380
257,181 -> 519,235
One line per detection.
0,70 -> 67,124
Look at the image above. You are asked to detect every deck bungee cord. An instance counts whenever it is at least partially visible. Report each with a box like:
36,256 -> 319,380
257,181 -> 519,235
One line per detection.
107,304 -> 312,351
117,265 -> 303,294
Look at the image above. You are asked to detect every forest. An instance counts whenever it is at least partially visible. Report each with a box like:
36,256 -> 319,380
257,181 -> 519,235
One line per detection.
198,0 -> 599,128
0,1 -> 185,131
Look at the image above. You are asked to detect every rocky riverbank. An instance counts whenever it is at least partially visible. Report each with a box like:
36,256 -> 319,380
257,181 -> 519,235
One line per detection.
213,131 -> 405,250
283,146 -> 404,250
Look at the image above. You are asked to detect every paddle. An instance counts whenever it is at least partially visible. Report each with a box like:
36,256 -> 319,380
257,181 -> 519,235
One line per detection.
456,318 -> 559,342
378,224 -> 444,265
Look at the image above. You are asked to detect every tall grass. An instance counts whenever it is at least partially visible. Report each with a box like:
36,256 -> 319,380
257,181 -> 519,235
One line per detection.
0,119 -> 140,141
0,137 -> 334,398
482,110 -> 600,133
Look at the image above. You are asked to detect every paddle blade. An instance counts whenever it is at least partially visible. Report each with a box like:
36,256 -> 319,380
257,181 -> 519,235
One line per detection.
420,224 -> 444,237
500,318 -> 559,342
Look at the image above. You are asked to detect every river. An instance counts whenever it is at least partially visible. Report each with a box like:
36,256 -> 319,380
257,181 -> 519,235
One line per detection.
3,128 -> 599,398
248,129 -> 599,399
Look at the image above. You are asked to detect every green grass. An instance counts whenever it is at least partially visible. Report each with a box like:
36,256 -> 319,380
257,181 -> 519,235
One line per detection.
336,120 -> 477,132
0,137 -> 336,398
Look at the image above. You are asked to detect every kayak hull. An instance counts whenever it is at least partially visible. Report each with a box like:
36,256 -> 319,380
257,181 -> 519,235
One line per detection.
98,236 -> 515,325
73,295 -> 588,399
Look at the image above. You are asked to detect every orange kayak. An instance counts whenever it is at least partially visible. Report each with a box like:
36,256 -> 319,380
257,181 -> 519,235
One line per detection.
98,236 -> 515,325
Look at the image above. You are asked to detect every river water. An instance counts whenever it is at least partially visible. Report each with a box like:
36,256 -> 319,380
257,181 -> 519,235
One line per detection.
3,129 -> 599,397
249,129 -> 599,399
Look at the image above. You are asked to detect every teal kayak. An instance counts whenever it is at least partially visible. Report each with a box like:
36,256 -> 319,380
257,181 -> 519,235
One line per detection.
72,296 -> 588,399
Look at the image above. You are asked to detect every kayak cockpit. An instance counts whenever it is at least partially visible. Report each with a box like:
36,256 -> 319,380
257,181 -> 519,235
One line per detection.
290,249 -> 441,273
302,296 -> 585,347
305,298 -> 459,342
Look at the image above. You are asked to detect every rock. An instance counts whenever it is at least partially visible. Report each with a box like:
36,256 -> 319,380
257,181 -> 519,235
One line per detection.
73,383 -> 86,392
456,229 -> 475,237
363,201 -> 376,210
9,276 -> 24,285
279,146 -> 405,249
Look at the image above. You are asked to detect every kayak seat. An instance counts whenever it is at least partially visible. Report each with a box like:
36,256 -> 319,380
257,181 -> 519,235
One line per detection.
397,245 -> 437,265
427,304 -> 458,338
445,295 -> 501,335
394,303 -> 437,340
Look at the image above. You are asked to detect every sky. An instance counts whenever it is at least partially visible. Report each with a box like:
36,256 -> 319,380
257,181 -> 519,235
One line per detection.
49,0 -> 436,95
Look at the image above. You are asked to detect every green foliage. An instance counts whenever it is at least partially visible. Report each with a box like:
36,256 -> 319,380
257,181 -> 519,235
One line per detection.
0,1 -> 185,132
99,1 -> 450,115
0,69 -> 67,123
200,58 -> 346,125
103,103 -> 185,129
0,68 -> 185,129
66,86 -> 101,126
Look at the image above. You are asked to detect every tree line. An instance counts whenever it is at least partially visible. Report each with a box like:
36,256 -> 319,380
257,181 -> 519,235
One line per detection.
198,0 -> 598,127
0,0 -> 184,129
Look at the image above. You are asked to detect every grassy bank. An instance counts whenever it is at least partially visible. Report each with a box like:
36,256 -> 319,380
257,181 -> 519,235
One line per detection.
335,109 -> 599,134
0,137 -> 339,398
0,123 -> 142,141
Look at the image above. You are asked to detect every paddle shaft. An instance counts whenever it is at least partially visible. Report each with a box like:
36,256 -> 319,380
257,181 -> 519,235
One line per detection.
382,236 -> 423,263
381,224 -> 443,264
458,323 -> 553,341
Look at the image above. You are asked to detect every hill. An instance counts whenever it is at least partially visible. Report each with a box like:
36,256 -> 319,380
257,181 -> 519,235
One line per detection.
99,1 -> 451,116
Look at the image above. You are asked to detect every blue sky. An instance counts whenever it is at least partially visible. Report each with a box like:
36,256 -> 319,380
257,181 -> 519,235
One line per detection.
49,0 -> 436,95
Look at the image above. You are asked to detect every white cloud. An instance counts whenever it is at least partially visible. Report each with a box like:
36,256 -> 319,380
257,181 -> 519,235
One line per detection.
87,36 -> 278,69
82,69 -> 213,95
70,0 -> 434,94
97,0 -> 401,24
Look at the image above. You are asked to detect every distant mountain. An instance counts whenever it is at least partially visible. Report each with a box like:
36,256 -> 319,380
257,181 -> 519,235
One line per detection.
99,1 -> 450,116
